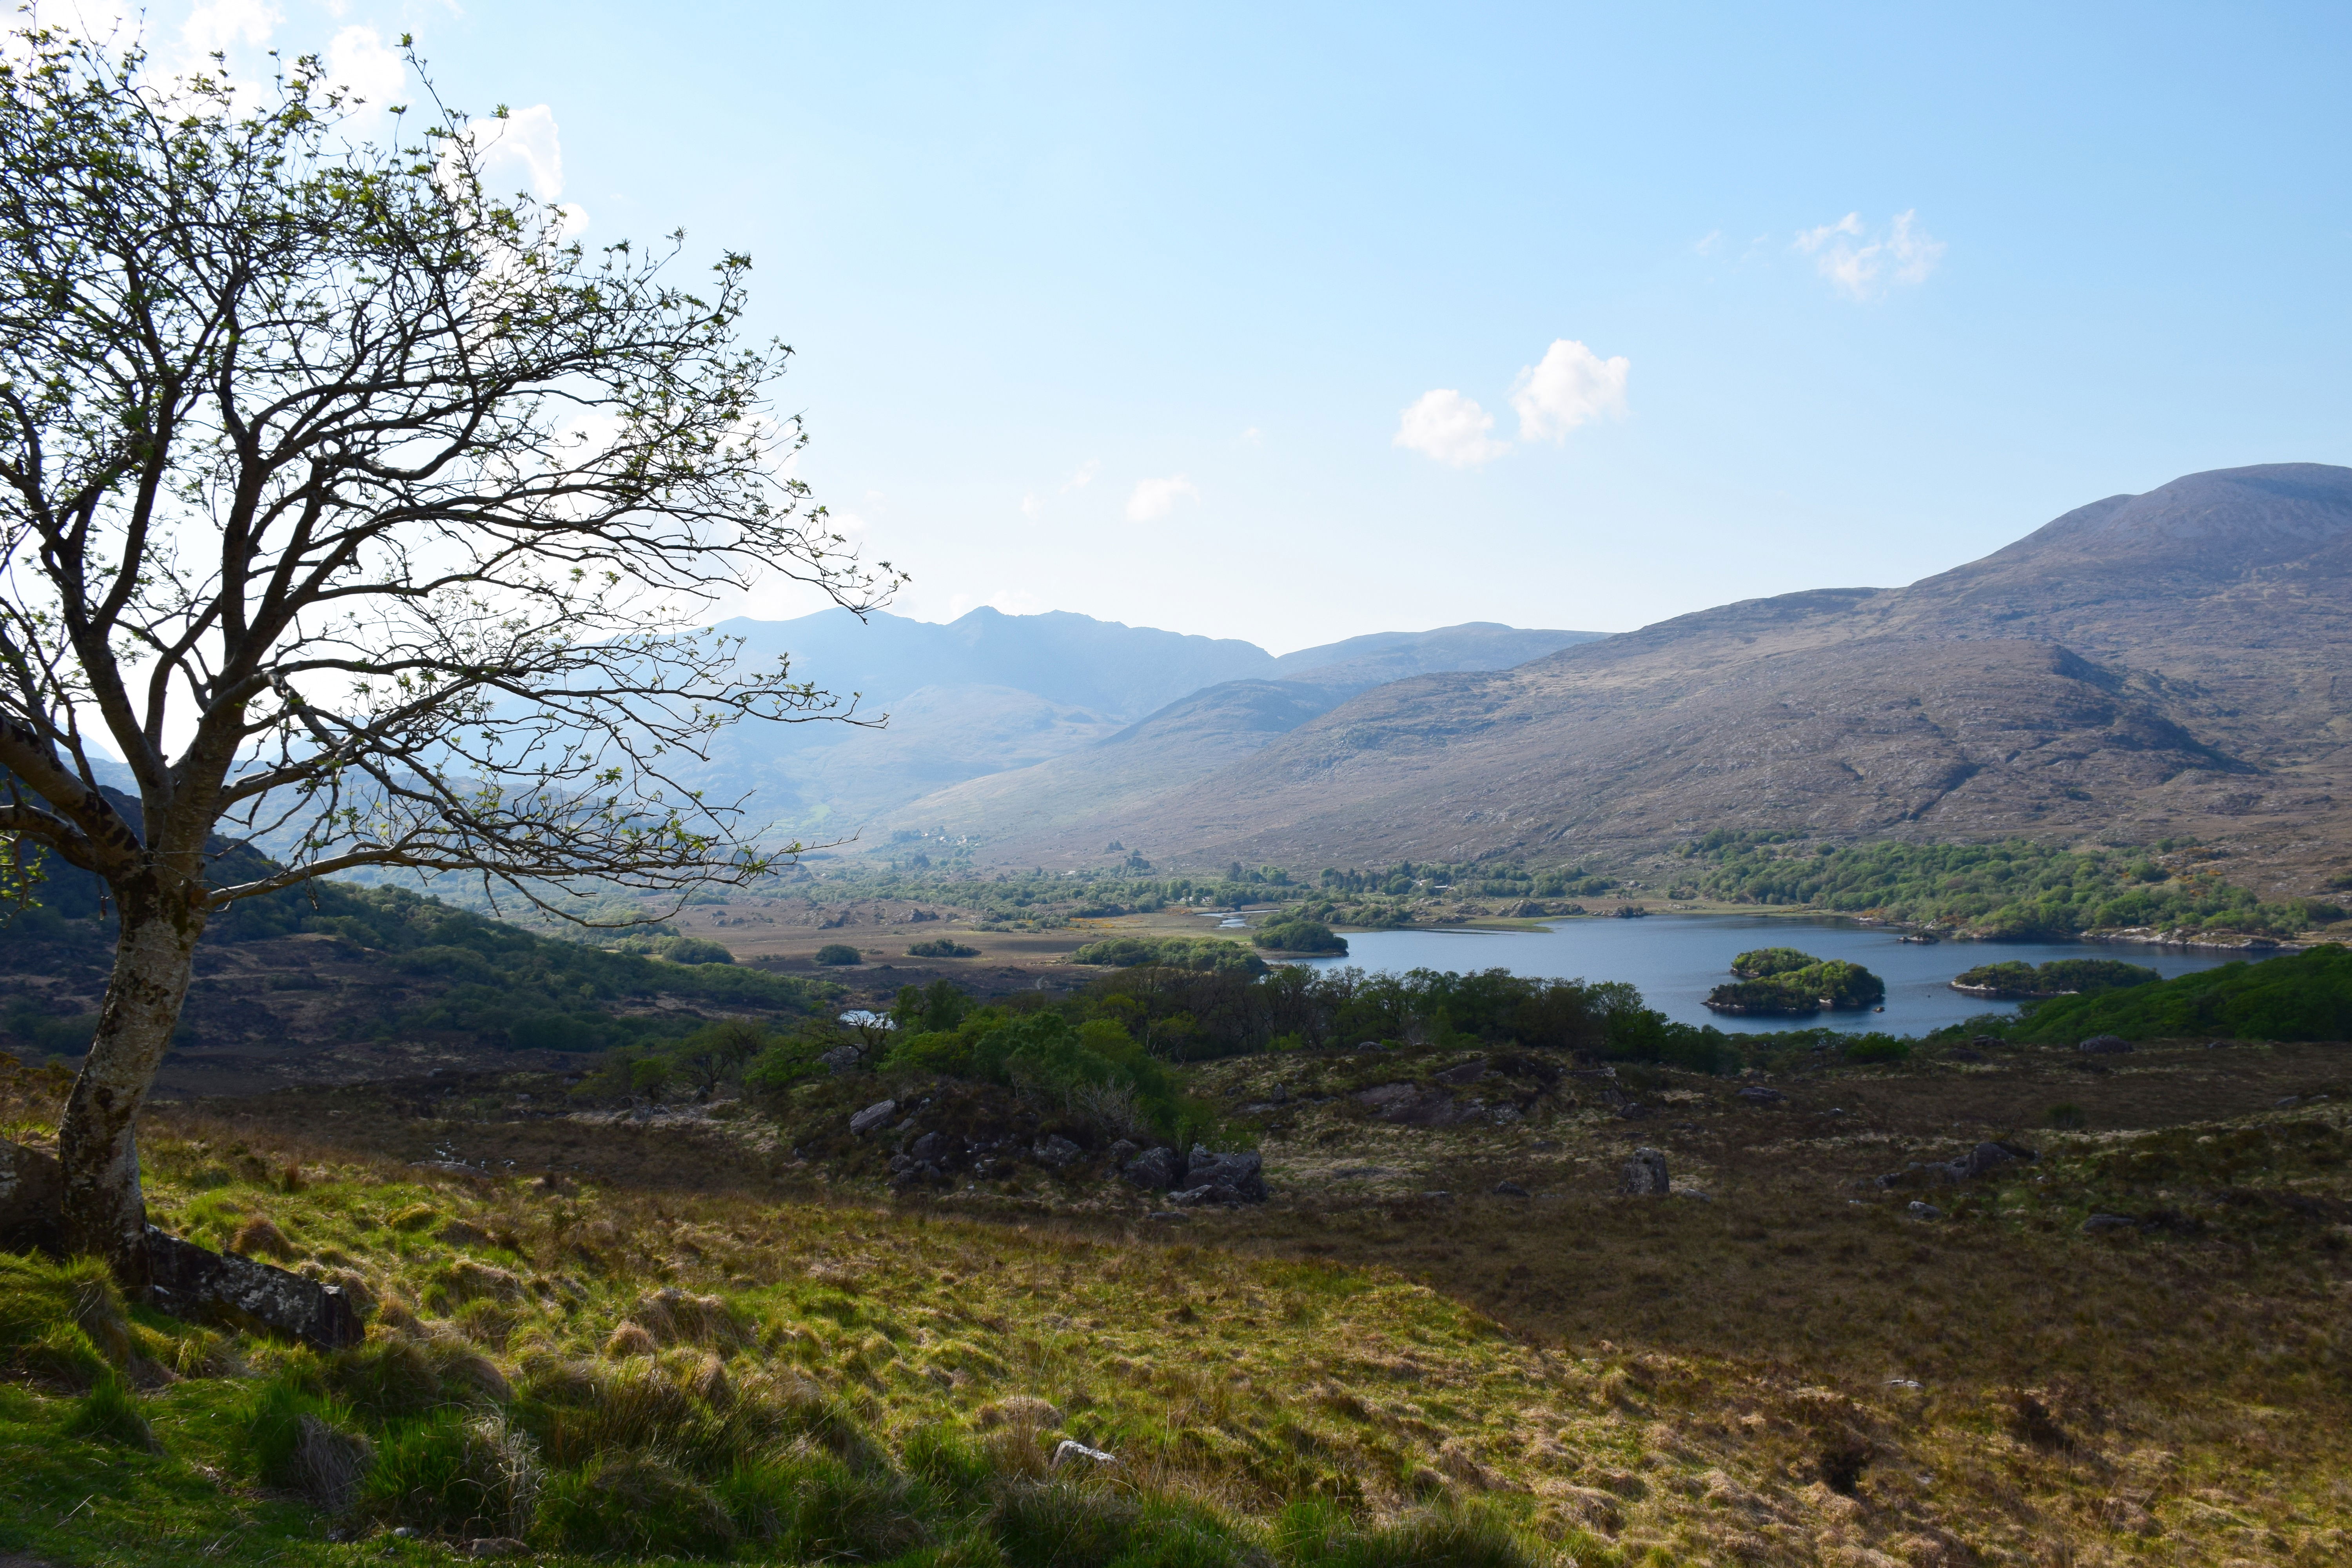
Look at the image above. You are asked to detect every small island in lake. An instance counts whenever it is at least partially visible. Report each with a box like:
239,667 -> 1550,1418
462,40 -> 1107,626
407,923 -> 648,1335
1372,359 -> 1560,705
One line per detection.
1949,957 -> 2161,999
1706,949 -> 1887,1015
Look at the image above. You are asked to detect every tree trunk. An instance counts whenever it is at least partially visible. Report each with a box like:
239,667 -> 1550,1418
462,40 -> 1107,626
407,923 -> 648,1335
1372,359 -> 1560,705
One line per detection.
58,882 -> 207,1292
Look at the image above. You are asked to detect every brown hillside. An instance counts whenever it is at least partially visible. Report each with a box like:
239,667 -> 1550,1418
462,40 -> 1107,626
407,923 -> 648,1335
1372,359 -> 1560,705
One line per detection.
946,463 -> 2352,890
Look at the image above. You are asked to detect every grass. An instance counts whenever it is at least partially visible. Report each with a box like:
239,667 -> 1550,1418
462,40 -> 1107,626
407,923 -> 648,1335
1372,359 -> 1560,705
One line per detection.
2,1029 -> 2350,1564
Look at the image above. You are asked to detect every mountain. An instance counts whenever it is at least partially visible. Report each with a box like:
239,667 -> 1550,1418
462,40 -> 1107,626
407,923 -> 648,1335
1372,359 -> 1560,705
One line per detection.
679,609 -> 1601,834
934,464 -> 2352,894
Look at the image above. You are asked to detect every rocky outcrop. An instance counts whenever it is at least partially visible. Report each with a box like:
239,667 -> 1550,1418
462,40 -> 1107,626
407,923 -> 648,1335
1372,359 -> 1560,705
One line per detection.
1878,1141 -> 2038,1190
1617,1148 -> 1670,1196
1122,1146 -> 1180,1191
0,1137 -> 64,1254
145,1227 -> 363,1350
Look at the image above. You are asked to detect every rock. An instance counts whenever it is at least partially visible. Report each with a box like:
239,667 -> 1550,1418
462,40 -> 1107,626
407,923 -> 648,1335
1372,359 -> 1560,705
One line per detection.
1432,1058 -> 1490,1087
1106,1139 -> 1140,1164
1735,1086 -> 1784,1104
1353,1040 -> 1386,1053
1051,1439 -> 1118,1470
2077,1034 -> 2134,1054
848,1100 -> 898,1136
1185,1146 -> 1267,1201
1032,1134 -> 1083,1169
908,1131 -> 950,1163
1878,1140 -> 2037,1189
0,1137 -> 64,1254
1907,1201 -> 1944,1221
818,1045 -> 863,1075
2082,1213 -> 2138,1232
145,1227 -> 363,1351
1123,1146 -> 1180,1191
1166,1184 -> 1217,1205
1493,1180 -> 1530,1198
1616,1148 -> 1670,1196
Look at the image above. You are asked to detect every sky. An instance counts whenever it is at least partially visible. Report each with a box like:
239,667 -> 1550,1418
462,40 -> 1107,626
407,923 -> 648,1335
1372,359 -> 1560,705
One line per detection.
76,0 -> 2352,653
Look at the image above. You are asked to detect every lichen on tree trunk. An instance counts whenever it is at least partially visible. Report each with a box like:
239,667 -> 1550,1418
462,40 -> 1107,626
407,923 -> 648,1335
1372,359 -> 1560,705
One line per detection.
58,882 -> 206,1293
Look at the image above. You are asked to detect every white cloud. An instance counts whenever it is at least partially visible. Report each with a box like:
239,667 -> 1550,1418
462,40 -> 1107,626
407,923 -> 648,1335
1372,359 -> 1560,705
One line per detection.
1693,230 -> 1723,256
1125,475 -> 1198,522
468,104 -> 567,203
182,0 -> 280,54
1239,426 -> 1262,446
1794,209 -> 1944,300
1060,459 -> 1100,493
325,25 -> 403,107
1392,389 -> 1508,468
1020,491 -> 1041,520
1509,340 -> 1630,443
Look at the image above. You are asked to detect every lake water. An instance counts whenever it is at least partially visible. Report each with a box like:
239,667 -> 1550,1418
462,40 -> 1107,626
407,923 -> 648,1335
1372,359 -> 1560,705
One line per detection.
1289,916 -> 2247,1035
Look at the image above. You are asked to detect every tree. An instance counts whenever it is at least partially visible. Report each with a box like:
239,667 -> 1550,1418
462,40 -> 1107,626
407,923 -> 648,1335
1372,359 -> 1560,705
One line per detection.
0,29 -> 900,1286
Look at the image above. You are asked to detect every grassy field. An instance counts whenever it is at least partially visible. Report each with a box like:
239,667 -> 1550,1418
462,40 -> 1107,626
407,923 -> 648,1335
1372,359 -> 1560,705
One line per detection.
3,1031 -> 2350,1566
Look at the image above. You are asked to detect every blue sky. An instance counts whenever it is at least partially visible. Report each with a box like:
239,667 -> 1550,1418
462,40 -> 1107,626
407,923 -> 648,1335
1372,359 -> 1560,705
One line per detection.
106,1 -> 2352,650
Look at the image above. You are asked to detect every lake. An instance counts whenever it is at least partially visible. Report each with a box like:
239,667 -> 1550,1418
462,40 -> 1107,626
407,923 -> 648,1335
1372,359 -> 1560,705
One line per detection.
1289,915 -> 2247,1035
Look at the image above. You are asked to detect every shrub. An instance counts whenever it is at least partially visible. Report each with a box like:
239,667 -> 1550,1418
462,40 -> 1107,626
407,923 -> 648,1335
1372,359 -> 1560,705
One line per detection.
717,1450 -> 933,1560
2011,944 -> 2352,1044
907,938 -> 981,958
1730,947 -> 1817,978
1953,958 -> 2159,998
1842,1037 -> 1911,1064
1276,1498 -> 1554,1568
1252,919 -> 1347,955
815,944 -> 865,966
655,935 -> 735,965
1706,956 -> 1885,1015
1069,936 -> 1266,976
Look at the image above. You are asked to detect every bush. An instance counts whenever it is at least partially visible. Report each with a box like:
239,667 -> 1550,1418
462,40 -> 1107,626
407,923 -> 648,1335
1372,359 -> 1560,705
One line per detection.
232,1376 -> 373,1507
1252,919 -> 1347,955
656,936 -> 735,965
2012,944 -> 2352,1044
907,938 -> 981,958
1730,947 -> 1817,978
815,944 -> 865,966
1842,1037 -> 1912,1064
1069,936 -> 1266,976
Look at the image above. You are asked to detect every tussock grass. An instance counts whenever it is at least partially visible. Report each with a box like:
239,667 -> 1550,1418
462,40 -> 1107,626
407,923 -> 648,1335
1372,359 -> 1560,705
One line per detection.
3,1037 -> 2351,1564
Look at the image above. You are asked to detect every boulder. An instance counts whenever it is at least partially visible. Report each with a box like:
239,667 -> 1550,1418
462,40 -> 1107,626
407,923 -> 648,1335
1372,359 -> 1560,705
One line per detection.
818,1045 -> 863,1075
1432,1058 -> 1489,1087
1616,1148 -> 1670,1196
0,1137 -> 64,1255
1878,1140 -> 2038,1190
1106,1138 -> 1140,1164
2077,1034 -> 2134,1055
1185,1146 -> 1266,1202
907,1131 -> 950,1164
1493,1180 -> 1530,1198
2082,1212 -> 2138,1232
1123,1146 -> 1181,1191
146,1227 -> 363,1351
1735,1085 -> 1784,1105
1032,1135 -> 1083,1169
848,1100 -> 898,1136
1051,1439 -> 1118,1470
1906,1201 -> 1944,1221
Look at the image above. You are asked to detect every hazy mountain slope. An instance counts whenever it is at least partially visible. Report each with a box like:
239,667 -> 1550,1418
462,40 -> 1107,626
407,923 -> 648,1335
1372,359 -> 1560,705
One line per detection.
685,609 -> 1599,835
880,625 -> 1608,849
967,464 -> 2352,891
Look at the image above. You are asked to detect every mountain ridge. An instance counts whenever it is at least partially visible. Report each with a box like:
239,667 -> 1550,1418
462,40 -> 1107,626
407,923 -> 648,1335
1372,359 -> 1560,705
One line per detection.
914,464 -> 2352,896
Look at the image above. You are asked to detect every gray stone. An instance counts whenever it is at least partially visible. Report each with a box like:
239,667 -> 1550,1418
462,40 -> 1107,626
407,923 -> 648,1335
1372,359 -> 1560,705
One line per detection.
818,1045 -> 863,1074
0,1137 -> 64,1255
1906,1201 -> 1944,1221
1123,1146 -> 1180,1191
1432,1058 -> 1489,1087
146,1227 -> 362,1351
1051,1438 -> 1118,1469
1106,1139 -> 1140,1164
2082,1212 -> 2138,1232
848,1100 -> 898,1136
1616,1147 -> 1670,1196
1185,1145 -> 1266,1201
1032,1134 -> 1083,1169
2076,1034 -> 2134,1054
908,1131 -> 949,1163
1736,1085 -> 1784,1104
1493,1180 -> 1530,1198
1166,1185 -> 1217,1205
